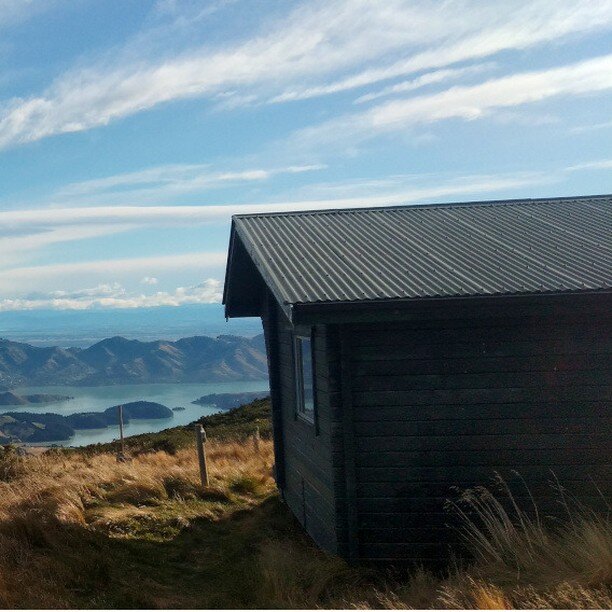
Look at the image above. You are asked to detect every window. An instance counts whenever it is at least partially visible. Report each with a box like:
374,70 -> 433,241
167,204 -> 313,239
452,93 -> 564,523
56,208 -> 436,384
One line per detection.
294,329 -> 316,424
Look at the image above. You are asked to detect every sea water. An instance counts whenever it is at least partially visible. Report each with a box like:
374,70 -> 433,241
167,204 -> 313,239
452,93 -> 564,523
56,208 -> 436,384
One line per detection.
5,381 -> 269,447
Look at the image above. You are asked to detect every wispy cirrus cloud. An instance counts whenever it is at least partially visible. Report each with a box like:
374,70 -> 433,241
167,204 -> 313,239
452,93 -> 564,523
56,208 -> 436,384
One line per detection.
0,0 -> 611,148
354,63 -> 495,104
0,170 -> 557,233
565,158 -> 612,171
0,0 -> 439,147
292,54 -> 612,149
53,163 -> 325,205
8,158 -> 600,277
569,120 -> 612,134
0,224 -> 135,268
267,1 -> 612,106
0,168 -> 556,276
0,167 -> 554,310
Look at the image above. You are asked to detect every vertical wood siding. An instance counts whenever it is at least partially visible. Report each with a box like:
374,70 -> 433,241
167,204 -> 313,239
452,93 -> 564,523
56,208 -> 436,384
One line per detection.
342,299 -> 611,562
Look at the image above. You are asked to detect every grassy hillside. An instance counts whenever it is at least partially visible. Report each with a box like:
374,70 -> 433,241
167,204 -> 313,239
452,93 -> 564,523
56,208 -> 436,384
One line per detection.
78,397 -> 272,457
0,399 -> 610,609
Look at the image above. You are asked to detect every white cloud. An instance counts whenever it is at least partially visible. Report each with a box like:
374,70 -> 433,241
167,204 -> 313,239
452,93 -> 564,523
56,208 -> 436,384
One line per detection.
0,168 -> 556,280
354,64 -> 495,104
0,161 -> 601,311
0,171 -> 557,233
0,251 -> 227,287
48,282 -> 124,299
266,1 -> 612,105
293,54 -> 612,148
0,168 -> 558,302
0,279 -> 223,311
0,223 -> 136,267
565,159 -> 612,171
0,0 -> 441,147
0,251 -> 227,303
0,0 -> 611,148
569,120 -> 612,133
54,163 -> 326,205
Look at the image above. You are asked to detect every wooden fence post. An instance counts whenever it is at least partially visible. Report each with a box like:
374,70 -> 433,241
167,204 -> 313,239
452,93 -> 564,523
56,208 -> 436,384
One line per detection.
117,405 -> 127,462
195,424 -> 209,487
253,426 -> 260,453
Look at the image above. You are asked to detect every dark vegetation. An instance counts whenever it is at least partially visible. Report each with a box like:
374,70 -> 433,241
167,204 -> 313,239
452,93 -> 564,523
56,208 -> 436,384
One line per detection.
192,390 -> 270,410
0,391 -> 72,406
79,397 -> 272,457
103,401 -> 174,422
0,401 -> 174,443
0,412 -> 73,442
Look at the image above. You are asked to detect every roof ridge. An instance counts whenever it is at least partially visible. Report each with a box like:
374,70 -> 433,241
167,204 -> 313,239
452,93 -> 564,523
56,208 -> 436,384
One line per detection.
232,193 -> 611,220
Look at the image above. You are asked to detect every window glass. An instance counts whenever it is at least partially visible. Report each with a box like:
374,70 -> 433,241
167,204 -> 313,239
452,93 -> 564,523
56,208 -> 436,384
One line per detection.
295,332 -> 315,423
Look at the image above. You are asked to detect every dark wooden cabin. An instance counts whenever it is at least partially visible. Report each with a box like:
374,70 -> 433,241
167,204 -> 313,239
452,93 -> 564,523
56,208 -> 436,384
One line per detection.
222,195 -> 612,563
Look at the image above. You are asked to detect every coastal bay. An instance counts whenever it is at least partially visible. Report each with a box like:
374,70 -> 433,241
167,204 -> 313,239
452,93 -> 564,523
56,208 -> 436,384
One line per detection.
4,381 -> 269,446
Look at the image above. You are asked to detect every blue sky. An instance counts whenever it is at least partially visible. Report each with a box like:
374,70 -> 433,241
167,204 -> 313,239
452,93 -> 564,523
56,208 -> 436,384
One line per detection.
0,0 -> 611,314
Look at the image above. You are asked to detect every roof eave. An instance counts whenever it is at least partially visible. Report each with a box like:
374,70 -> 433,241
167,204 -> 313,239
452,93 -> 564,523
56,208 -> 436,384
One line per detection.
224,220 -> 294,322
290,288 -> 612,325
221,219 -> 237,317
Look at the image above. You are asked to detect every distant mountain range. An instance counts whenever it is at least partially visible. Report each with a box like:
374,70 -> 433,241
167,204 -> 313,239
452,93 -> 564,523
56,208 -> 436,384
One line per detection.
0,335 -> 268,387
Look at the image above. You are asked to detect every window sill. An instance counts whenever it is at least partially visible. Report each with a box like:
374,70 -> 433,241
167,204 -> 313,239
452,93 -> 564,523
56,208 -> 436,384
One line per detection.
296,412 -> 316,427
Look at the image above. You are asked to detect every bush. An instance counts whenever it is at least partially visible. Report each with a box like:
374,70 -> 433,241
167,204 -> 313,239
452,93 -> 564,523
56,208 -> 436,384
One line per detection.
149,438 -> 178,456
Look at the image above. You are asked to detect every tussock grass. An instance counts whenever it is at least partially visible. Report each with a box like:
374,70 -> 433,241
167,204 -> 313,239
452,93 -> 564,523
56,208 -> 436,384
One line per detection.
451,478 -> 612,589
0,402 -> 609,609
0,434 -> 276,608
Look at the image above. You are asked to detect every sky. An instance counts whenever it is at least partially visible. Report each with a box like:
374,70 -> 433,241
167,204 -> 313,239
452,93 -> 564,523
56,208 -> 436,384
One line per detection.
0,0 -> 611,319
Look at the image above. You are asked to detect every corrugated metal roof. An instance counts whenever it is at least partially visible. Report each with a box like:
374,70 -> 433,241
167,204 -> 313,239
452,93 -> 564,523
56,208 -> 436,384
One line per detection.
228,195 -> 612,309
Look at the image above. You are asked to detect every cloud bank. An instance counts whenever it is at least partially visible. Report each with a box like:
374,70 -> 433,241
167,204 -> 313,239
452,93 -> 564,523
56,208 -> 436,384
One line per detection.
0,279 -> 222,311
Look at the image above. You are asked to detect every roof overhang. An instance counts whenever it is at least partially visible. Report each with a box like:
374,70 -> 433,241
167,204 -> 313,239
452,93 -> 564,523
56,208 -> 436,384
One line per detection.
223,221 -> 293,320
288,289 -> 612,326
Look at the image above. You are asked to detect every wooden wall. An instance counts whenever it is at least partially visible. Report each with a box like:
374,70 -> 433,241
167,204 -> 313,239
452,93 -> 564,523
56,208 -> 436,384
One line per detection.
262,294 -> 340,554
334,297 -> 611,563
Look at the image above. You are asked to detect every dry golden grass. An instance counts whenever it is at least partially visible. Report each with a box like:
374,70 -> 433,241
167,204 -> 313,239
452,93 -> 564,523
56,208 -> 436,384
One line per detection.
0,438 -> 276,608
0,439 -> 609,609
0,438 -> 274,523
